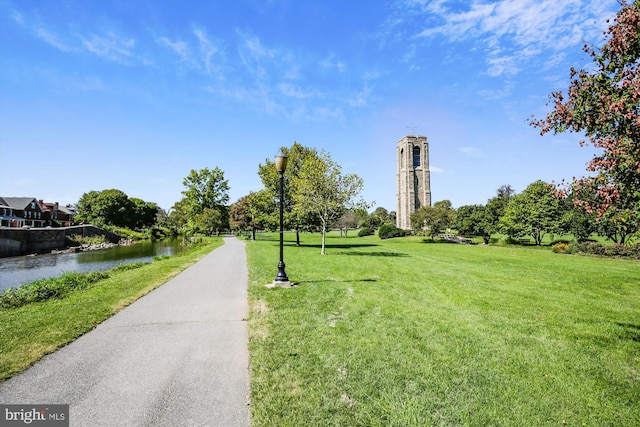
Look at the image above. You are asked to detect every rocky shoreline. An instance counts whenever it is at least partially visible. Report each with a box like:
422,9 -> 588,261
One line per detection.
49,239 -> 135,255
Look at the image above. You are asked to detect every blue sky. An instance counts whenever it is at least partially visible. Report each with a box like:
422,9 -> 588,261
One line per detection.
0,0 -> 621,212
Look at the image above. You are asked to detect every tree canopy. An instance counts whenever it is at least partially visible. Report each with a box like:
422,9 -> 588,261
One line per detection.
410,200 -> 456,238
255,143 -> 368,252
530,0 -> 640,244
500,180 -> 564,245
76,189 -> 158,229
455,204 -> 492,244
256,143 -> 322,245
230,190 -> 278,240
294,149 -> 367,254
179,167 -> 230,235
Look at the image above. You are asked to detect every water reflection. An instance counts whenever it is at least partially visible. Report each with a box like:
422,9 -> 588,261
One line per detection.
0,239 -> 187,291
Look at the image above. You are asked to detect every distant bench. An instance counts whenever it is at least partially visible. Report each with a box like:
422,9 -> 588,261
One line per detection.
518,238 -> 532,245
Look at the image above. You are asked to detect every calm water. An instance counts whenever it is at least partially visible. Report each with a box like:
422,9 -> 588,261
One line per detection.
0,238 -> 189,291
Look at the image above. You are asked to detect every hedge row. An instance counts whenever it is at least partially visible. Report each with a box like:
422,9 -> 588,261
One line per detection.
552,241 -> 640,259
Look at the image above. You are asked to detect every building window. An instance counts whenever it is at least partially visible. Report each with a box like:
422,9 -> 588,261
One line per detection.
413,146 -> 420,167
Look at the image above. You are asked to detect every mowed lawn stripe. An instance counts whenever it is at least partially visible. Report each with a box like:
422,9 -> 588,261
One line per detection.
247,232 -> 639,426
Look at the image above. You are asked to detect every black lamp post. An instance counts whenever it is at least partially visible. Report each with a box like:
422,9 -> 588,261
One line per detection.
274,152 -> 290,284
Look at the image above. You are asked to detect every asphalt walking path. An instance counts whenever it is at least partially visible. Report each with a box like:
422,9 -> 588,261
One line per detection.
0,237 -> 250,427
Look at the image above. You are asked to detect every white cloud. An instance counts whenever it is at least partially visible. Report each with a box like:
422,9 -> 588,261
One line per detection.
347,82 -> 372,107
82,32 -> 135,62
321,55 -> 346,72
430,165 -> 445,174
158,36 -> 191,62
486,55 -> 520,77
244,36 -> 273,59
412,0 -> 619,77
11,7 -> 149,65
11,9 -> 74,52
236,33 -> 276,81
34,27 -> 73,52
194,28 -> 220,75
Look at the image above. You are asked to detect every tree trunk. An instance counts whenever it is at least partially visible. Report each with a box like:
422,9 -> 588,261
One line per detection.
296,230 -> 300,246
534,228 -> 542,245
321,224 -> 326,255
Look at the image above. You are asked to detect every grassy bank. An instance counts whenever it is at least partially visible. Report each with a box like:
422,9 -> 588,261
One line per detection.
0,237 -> 223,382
247,232 -> 639,426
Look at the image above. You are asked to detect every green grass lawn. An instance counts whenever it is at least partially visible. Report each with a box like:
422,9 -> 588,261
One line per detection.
0,238 -> 223,382
246,232 -> 640,426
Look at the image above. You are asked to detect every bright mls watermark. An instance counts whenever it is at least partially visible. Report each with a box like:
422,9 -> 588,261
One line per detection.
1,405 -> 68,426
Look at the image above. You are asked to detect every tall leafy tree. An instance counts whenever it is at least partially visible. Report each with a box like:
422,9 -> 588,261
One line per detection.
455,204 -> 492,244
484,184 -> 516,237
561,187 -> 598,242
294,150 -> 367,255
411,200 -> 456,238
246,189 -> 278,239
168,198 -> 189,231
257,142 -> 321,245
530,0 -> 640,245
229,196 -> 250,233
75,190 -> 102,225
76,189 -> 135,228
180,167 -> 230,235
194,207 -> 225,236
364,207 -> 393,229
454,185 -> 516,243
129,198 -> 159,229
500,180 -> 564,245
230,191 -> 277,240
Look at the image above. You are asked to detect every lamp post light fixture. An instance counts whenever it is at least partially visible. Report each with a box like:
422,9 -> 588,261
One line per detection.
273,151 -> 291,286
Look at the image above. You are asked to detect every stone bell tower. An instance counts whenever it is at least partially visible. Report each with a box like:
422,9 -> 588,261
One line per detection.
396,135 -> 431,230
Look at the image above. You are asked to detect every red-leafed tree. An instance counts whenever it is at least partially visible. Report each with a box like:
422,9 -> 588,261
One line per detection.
530,0 -> 640,245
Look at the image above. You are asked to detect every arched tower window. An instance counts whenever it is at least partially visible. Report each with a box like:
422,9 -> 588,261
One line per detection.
413,146 -> 420,167
400,148 -> 405,169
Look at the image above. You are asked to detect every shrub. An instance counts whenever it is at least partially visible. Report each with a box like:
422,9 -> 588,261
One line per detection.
552,242 -> 570,254
358,227 -> 374,237
578,242 -> 606,256
566,242 -> 579,254
66,235 -> 109,247
378,224 -> 408,240
603,243 -> 640,259
574,242 -> 640,259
